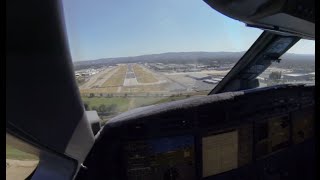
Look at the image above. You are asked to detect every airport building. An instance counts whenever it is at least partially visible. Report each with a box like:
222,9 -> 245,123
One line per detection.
282,73 -> 314,81
203,79 -> 219,84
186,73 -> 212,80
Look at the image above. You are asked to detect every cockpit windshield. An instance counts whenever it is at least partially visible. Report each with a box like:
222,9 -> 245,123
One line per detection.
62,0 -> 313,122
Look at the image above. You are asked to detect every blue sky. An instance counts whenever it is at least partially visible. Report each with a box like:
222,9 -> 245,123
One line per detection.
62,0 -> 315,61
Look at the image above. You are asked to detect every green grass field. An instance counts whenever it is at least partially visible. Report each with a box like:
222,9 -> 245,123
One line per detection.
80,87 -> 120,94
101,65 -> 127,87
121,83 -> 168,93
82,96 -> 130,112
82,95 -> 192,115
133,64 -> 158,83
6,144 -> 38,160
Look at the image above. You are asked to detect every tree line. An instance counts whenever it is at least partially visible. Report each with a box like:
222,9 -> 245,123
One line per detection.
84,102 -> 118,113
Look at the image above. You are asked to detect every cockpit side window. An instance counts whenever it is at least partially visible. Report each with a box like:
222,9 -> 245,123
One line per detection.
258,39 -> 314,87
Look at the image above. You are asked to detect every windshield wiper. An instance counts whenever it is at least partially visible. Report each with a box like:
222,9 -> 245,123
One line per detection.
209,31 -> 300,94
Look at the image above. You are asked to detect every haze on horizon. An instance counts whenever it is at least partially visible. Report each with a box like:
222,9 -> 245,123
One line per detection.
62,0 -> 315,62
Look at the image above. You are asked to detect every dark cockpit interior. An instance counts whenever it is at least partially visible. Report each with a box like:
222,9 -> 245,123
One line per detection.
79,84 -> 314,180
6,0 -> 315,179
76,0 -> 315,179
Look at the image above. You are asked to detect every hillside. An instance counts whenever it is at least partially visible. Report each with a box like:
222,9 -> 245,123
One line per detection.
73,51 -> 314,71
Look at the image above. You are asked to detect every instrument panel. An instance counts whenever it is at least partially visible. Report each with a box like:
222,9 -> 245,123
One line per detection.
80,85 -> 315,180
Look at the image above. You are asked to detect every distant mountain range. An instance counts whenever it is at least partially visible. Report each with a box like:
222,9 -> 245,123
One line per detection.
73,51 -> 314,70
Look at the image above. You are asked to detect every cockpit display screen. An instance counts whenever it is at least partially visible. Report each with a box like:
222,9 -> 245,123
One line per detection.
202,130 -> 238,177
292,107 -> 314,144
124,135 -> 195,180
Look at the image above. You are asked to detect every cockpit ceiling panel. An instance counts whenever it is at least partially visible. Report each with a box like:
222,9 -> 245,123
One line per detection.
204,0 -> 315,39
